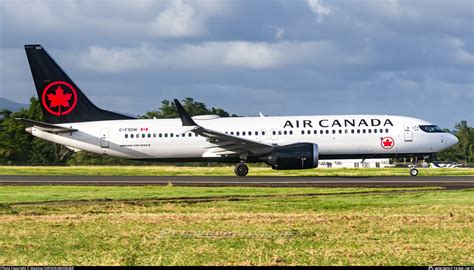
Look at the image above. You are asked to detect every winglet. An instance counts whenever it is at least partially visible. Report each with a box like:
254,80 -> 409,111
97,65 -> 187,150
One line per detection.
174,99 -> 197,126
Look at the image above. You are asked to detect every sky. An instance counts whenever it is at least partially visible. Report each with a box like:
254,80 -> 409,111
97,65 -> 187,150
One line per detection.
0,0 -> 473,129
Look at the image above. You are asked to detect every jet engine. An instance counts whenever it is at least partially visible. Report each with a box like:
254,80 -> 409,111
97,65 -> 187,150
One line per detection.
261,143 -> 319,170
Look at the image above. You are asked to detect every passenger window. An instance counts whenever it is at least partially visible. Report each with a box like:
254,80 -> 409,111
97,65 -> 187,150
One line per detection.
195,133 -> 198,137
255,131 -> 259,136
230,132 -> 234,135
148,133 -> 151,138
248,131 -> 252,136
284,130 -> 287,135
159,133 -> 162,138
289,130 -> 293,135
165,133 -> 168,137
320,130 -> 323,134
262,131 -> 265,135
374,129 -> 377,133
236,132 -> 240,136
345,129 -> 348,134
351,130 -> 354,134
188,133 -> 192,137
380,129 -> 383,133
243,131 -> 246,136
332,130 -> 336,134
368,129 -> 371,133
278,130 -> 282,135
362,129 -> 366,134
125,134 -> 128,138
130,134 -> 134,138
272,131 -> 276,135
142,134 -> 145,138
170,134 -> 174,138
385,129 -> 389,133
153,133 -> 156,138
325,130 -> 329,134
301,130 -> 304,135
357,129 -> 360,134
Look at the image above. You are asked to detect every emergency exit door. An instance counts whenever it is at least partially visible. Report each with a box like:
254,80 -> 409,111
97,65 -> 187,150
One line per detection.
100,128 -> 110,148
404,123 -> 413,142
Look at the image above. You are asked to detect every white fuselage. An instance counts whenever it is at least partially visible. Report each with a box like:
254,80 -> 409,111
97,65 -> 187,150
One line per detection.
28,115 -> 458,161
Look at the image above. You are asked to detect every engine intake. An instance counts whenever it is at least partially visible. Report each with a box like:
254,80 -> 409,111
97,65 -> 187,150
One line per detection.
261,143 -> 319,170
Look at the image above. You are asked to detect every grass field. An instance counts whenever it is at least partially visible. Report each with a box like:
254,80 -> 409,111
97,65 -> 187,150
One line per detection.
1,165 -> 474,176
0,185 -> 473,265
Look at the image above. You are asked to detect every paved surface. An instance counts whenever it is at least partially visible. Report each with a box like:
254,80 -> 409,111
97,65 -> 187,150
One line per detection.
1,175 -> 473,188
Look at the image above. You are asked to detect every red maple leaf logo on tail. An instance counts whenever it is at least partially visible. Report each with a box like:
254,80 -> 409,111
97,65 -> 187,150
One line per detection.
41,81 -> 78,116
47,86 -> 72,108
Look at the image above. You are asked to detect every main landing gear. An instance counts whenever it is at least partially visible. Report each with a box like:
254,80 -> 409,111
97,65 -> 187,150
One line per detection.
234,162 -> 249,177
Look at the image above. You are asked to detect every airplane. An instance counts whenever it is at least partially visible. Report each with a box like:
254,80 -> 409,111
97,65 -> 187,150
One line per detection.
18,44 -> 458,177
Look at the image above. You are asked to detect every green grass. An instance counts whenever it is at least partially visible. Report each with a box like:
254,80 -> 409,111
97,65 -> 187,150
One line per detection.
0,185 -> 473,265
0,185 -> 439,205
1,165 -> 473,176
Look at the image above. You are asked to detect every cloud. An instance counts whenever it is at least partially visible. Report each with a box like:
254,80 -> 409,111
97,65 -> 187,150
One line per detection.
77,40 -> 373,72
79,42 -> 284,72
149,0 -> 205,38
275,28 -> 285,40
448,38 -> 474,66
306,0 -> 331,23
148,0 -> 230,38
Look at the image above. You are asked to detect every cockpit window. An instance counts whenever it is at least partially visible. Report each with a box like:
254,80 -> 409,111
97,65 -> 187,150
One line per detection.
419,125 -> 445,133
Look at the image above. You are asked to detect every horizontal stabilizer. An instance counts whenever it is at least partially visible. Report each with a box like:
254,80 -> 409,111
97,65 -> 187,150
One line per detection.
15,118 -> 77,133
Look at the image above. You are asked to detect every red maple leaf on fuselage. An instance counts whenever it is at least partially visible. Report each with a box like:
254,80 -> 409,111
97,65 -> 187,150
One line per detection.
47,86 -> 72,108
383,139 -> 393,147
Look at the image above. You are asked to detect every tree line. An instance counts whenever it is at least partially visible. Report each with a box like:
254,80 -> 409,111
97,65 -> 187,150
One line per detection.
0,97 -> 472,166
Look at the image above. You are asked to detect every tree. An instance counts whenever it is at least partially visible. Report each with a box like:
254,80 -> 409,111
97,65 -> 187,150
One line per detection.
0,97 -> 73,165
436,121 -> 474,165
140,97 -> 234,119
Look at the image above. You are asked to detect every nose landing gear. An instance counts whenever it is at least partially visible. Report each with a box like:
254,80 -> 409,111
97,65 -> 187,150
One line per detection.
234,162 -> 249,177
409,167 -> 419,177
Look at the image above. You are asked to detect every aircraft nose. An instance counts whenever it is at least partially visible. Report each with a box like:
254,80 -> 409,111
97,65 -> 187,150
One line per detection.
447,134 -> 458,147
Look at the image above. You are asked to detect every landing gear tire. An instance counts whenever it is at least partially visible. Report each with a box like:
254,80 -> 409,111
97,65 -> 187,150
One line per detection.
234,163 -> 249,177
410,168 -> 419,177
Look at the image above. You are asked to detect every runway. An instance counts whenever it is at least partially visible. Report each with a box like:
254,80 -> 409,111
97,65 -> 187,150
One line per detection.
1,175 -> 474,188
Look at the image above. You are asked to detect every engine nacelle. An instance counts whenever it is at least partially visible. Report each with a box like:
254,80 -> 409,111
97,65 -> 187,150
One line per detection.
261,143 -> 319,170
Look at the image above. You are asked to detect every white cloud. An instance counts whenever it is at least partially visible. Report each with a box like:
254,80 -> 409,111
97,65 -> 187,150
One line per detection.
148,0 -> 230,38
77,40 -> 372,73
275,28 -> 285,40
149,0 -> 204,38
222,42 -> 283,69
448,38 -> 474,66
306,0 -> 332,23
79,45 -> 156,73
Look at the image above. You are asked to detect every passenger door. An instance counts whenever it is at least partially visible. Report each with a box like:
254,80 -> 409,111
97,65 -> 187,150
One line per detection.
100,128 -> 110,148
404,123 -> 413,142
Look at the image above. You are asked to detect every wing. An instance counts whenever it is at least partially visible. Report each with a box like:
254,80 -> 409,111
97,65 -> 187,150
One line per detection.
174,99 -> 275,157
16,118 -> 78,133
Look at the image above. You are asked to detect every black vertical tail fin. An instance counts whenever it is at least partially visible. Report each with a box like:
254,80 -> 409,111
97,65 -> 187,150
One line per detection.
24,44 -> 134,124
